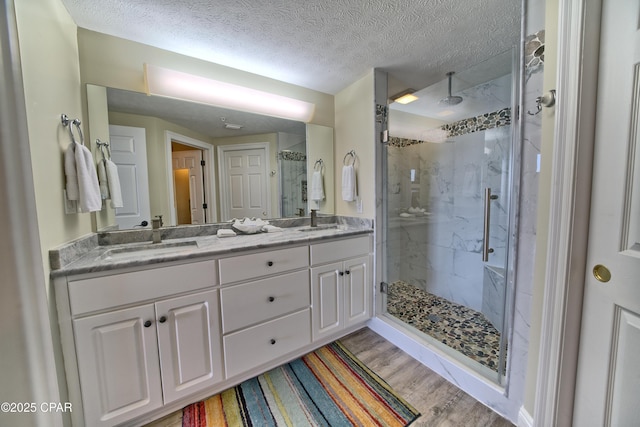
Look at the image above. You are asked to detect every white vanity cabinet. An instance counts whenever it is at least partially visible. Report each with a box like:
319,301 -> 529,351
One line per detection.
55,232 -> 373,427
310,236 -> 372,341
56,260 -> 222,427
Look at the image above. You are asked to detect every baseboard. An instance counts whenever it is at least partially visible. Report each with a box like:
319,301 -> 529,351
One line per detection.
518,406 -> 533,427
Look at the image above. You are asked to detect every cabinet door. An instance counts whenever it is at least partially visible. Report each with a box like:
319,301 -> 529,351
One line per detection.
311,262 -> 343,340
74,304 -> 162,427
344,255 -> 371,327
156,289 -> 223,404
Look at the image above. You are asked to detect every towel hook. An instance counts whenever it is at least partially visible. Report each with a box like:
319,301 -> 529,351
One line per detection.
343,150 -> 356,166
528,89 -> 556,115
314,159 -> 324,171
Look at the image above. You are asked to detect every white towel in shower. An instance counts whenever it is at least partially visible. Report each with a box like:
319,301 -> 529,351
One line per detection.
310,170 -> 325,201
65,141 -> 102,212
341,164 -> 357,201
97,160 -> 110,199
105,159 -> 123,209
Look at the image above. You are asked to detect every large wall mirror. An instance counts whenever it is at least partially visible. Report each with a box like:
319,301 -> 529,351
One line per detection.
87,84 -> 334,231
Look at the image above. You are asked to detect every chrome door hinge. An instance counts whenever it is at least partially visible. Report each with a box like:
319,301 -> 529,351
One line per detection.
380,282 -> 388,293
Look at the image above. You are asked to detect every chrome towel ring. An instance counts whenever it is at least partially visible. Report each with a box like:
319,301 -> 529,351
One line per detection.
61,114 -> 85,147
343,150 -> 356,165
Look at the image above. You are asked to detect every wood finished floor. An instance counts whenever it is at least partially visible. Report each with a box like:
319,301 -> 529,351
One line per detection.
145,327 -> 514,427
340,328 -> 514,427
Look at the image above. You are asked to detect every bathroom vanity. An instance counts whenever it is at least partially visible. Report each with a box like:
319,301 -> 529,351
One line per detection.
51,221 -> 372,426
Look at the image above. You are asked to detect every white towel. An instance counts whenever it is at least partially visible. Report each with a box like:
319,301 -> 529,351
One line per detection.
97,160 -> 110,199
310,170 -> 325,201
105,159 -> 123,208
64,143 -> 79,201
262,224 -> 283,233
341,164 -> 356,202
216,229 -> 237,237
74,143 -> 102,212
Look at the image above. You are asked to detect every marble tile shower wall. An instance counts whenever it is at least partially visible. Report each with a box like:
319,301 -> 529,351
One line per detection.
386,124 -> 511,315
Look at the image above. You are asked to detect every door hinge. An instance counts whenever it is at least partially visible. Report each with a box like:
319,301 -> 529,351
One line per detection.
201,160 -> 205,166
202,203 -> 208,209
380,282 -> 388,293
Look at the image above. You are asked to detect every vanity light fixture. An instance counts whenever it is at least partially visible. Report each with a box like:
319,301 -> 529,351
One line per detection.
391,89 -> 418,105
144,64 -> 316,122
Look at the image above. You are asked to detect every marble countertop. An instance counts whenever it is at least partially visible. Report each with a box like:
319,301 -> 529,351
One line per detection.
50,216 -> 373,277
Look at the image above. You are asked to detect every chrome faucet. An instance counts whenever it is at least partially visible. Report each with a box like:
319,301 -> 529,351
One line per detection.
151,215 -> 163,244
310,209 -> 318,227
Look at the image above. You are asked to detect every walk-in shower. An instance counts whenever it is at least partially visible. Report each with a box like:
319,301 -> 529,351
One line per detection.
379,49 -> 518,384
277,135 -> 307,218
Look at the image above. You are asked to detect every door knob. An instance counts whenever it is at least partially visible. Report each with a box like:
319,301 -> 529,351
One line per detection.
593,264 -> 611,283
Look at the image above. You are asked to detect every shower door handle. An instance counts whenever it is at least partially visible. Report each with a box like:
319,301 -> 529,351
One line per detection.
482,188 -> 497,262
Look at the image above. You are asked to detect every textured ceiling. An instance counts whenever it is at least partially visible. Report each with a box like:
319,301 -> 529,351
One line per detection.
61,0 -> 520,95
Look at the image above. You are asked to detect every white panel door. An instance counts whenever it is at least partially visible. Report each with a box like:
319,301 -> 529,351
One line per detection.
73,304 -> 162,426
172,150 -> 206,224
573,1 -> 640,425
155,290 -> 222,404
311,262 -> 343,340
220,147 -> 268,220
108,125 -> 150,229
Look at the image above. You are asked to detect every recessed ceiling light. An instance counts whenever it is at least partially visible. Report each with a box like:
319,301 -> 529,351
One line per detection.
224,123 -> 243,130
391,89 -> 418,105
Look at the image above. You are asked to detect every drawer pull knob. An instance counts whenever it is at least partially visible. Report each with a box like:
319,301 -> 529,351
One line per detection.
339,271 -> 344,276
345,270 -> 351,275
267,261 -> 274,267
268,296 -> 275,302
270,339 -> 276,345
159,316 -> 167,323
143,320 -> 152,328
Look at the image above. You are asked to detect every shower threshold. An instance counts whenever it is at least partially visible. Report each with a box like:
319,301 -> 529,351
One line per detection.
386,280 -> 505,373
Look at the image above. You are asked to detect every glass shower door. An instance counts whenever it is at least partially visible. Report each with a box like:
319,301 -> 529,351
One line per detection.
382,50 -> 516,382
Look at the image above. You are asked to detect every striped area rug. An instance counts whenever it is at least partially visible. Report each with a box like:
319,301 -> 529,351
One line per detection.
182,341 -> 419,426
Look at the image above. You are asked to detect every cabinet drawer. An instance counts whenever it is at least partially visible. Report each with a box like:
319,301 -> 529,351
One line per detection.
220,270 -> 310,333
310,235 -> 371,266
223,309 -> 311,378
68,260 -> 217,316
219,246 -> 308,284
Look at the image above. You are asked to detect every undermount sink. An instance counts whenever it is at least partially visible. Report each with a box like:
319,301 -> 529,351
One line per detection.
101,241 -> 198,261
298,224 -> 339,232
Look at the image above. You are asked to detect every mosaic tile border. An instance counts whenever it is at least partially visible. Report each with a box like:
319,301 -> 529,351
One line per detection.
525,29 -> 545,72
388,107 -> 511,147
278,151 -> 306,161
442,107 -> 511,138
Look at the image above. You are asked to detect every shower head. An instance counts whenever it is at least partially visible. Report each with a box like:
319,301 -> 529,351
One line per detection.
439,71 -> 463,106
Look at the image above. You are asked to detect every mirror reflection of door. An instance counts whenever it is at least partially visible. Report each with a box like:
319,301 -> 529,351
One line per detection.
218,143 -> 270,221
172,147 -> 205,225
108,124 -> 151,229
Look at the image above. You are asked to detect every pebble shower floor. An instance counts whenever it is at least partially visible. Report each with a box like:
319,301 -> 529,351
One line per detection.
386,280 -> 504,372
